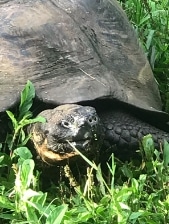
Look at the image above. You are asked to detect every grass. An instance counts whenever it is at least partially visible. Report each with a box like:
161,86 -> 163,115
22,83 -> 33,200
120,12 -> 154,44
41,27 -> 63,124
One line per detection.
118,0 -> 169,111
0,0 -> 169,223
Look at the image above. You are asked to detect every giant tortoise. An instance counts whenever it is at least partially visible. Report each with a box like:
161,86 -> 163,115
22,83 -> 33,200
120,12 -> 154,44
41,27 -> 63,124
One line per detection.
0,0 -> 169,164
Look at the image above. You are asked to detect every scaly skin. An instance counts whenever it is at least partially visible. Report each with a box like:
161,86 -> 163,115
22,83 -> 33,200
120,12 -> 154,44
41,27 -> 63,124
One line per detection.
99,109 -> 169,160
29,104 -> 102,164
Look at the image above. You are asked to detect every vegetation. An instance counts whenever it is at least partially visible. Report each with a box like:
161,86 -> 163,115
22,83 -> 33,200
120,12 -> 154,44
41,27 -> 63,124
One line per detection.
118,0 -> 169,110
0,0 -> 169,223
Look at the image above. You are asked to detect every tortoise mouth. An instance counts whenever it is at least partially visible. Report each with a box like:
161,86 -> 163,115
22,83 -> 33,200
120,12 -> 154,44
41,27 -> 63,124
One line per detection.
34,137 -> 101,165
47,126 -> 101,154
47,138 -> 98,154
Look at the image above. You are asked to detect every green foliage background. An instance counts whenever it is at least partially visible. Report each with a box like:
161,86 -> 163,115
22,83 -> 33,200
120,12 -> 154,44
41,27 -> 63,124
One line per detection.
118,0 -> 169,111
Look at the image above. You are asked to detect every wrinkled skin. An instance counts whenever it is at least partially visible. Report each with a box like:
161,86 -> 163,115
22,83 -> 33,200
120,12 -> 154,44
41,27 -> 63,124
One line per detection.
29,104 -> 103,164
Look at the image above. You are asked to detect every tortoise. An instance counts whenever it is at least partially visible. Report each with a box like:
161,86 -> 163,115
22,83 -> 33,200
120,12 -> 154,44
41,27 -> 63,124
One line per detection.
0,0 -> 169,164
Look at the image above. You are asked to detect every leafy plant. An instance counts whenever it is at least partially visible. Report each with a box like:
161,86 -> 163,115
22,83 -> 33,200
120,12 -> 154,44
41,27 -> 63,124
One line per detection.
118,0 -> 169,110
0,81 -> 68,223
61,136 -> 169,223
0,148 -> 68,223
6,81 -> 45,153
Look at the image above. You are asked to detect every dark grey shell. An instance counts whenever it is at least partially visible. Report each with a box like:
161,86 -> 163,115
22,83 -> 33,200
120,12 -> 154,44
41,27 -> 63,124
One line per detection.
0,0 -> 167,119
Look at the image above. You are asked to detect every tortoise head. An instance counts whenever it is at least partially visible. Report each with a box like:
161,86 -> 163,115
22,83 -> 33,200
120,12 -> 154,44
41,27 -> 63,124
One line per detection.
29,104 -> 103,164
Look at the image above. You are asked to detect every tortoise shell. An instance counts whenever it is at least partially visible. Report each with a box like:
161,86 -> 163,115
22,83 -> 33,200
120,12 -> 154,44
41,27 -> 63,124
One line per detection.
0,0 -> 167,120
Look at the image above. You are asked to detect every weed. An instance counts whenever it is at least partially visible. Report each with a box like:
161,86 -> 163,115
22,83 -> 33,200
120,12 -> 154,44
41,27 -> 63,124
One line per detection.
118,0 -> 169,110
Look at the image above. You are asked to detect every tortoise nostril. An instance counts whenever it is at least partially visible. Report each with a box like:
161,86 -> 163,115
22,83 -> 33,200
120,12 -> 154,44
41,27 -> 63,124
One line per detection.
93,116 -> 97,122
88,118 -> 93,123
88,116 -> 98,125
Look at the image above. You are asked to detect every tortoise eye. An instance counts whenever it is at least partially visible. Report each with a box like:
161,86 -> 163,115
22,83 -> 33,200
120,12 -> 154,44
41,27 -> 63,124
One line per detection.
61,120 -> 70,128
60,116 -> 75,128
